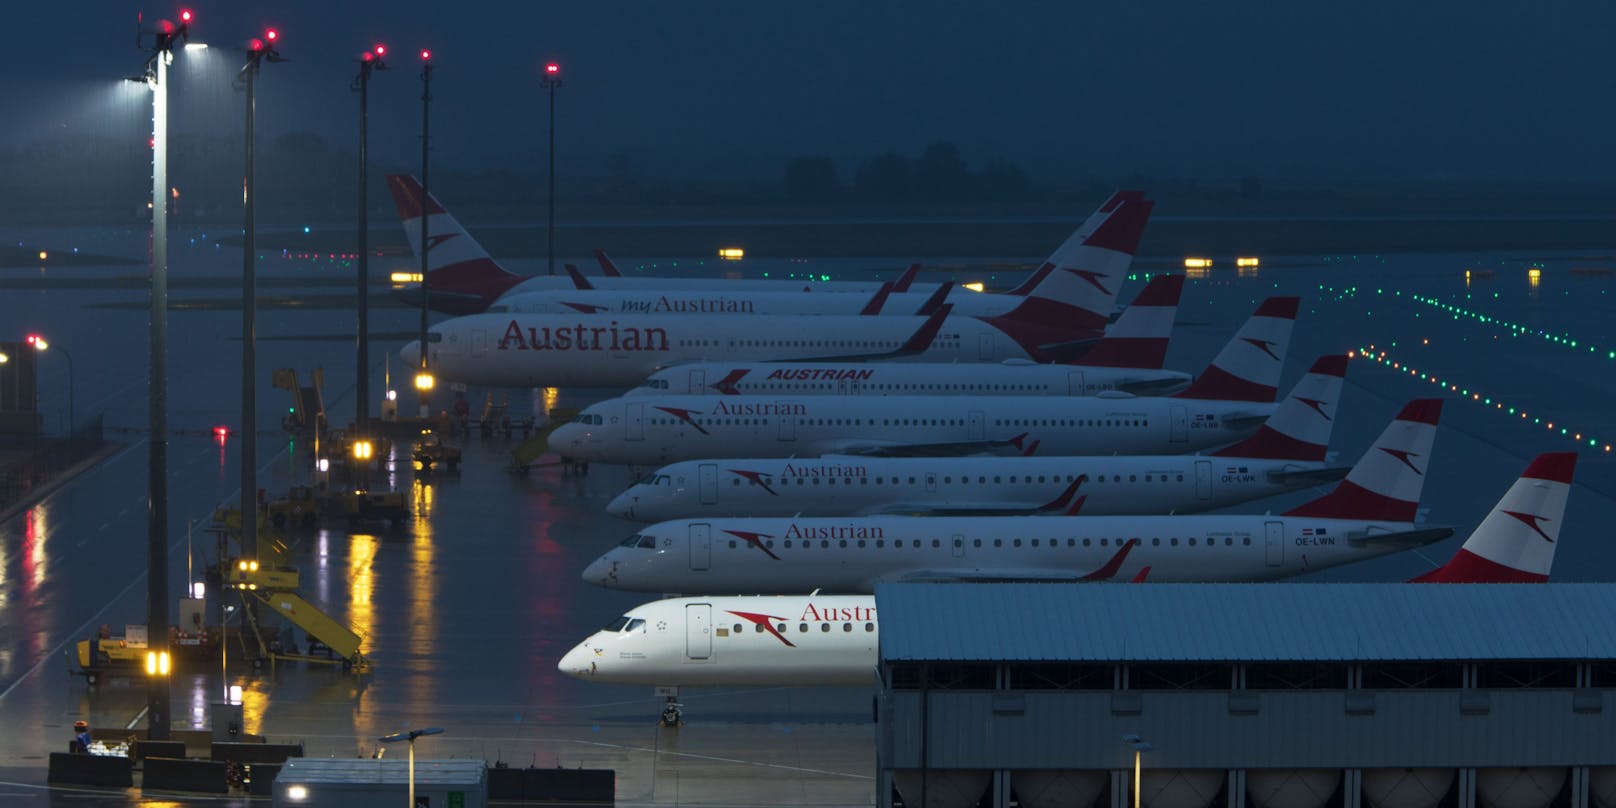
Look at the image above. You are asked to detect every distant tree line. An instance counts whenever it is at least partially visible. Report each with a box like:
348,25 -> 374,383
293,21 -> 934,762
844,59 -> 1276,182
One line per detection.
782,141 -> 1031,204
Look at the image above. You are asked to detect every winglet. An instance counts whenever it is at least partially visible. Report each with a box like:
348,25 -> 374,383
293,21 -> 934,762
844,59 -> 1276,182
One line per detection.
892,263 -> 920,293
1036,475 -> 1087,513
859,282 -> 895,316
893,304 -> 952,356
593,248 -> 623,277
1283,399 -> 1442,522
914,281 -> 955,316
1410,452 -> 1575,583
1130,566 -> 1151,583
1079,538 -> 1140,581
565,264 -> 595,291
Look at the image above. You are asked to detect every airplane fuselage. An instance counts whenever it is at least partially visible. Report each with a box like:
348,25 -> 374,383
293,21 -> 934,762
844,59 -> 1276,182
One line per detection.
492,287 -> 1004,317
549,393 -> 1273,466
627,361 -> 1191,398
606,455 -> 1338,521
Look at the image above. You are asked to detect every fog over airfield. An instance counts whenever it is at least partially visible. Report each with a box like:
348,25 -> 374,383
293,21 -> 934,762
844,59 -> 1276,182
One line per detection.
7,0 -> 1616,184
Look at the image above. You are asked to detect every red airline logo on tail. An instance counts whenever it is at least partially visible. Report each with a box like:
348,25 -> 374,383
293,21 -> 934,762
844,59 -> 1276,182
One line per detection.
1296,397 -> 1333,420
424,233 -> 459,252
722,530 -> 782,559
713,370 -> 749,395
1502,510 -> 1555,543
1379,447 -> 1424,475
727,469 -> 778,496
655,407 -> 709,435
1063,268 -> 1113,295
561,301 -> 609,314
726,610 -> 796,647
1241,338 -> 1282,362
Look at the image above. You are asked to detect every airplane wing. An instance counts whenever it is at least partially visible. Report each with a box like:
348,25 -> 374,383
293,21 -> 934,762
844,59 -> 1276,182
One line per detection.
1344,526 -> 1454,548
1220,412 -> 1272,431
1113,377 -> 1194,396
872,502 -> 1052,517
1267,466 -> 1352,486
832,439 -> 1016,458
884,540 -> 1138,584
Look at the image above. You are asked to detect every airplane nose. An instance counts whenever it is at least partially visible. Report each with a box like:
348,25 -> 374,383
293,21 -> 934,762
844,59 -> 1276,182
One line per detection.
556,640 -> 597,679
400,340 -> 421,368
580,556 -> 613,587
604,493 -> 634,519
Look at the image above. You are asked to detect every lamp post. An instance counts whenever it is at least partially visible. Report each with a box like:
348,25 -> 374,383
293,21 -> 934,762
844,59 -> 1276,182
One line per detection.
131,6 -> 199,742
416,49 -> 434,418
379,726 -> 443,808
24,334 -> 73,435
1124,734 -> 1154,808
541,61 -> 561,276
237,27 -> 282,562
353,44 -> 387,436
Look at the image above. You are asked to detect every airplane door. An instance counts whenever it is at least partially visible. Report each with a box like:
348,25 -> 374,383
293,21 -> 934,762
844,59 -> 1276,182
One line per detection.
688,369 -> 706,395
698,464 -> 719,505
952,534 -> 965,559
968,411 -> 985,441
685,603 -> 712,660
978,334 -> 995,360
1264,521 -> 1283,567
690,523 -> 711,571
1068,371 -> 1086,395
471,329 -> 488,357
1170,405 -> 1189,443
778,414 -> 797,442
837,377 -> 849,395
625,402 -> 645,441
925,473 -> 937,493
1195,460 -> 1212,499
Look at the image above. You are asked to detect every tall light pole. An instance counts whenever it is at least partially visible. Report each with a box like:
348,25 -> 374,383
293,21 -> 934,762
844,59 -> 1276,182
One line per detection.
132,6 -> 198,742
416,49 -> 434,418
237,27 -> 282,562
24,334 -> 73,435
541,61 -> 561,276
1124,734 -> 1154,808
353,44 -> 387,437
379,727 -> 443,808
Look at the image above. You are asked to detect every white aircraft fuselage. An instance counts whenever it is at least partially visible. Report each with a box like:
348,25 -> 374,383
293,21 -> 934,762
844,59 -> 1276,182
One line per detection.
627,361 -> 1191,398
549,393 -> 1273,466
605,454 -> 1338,522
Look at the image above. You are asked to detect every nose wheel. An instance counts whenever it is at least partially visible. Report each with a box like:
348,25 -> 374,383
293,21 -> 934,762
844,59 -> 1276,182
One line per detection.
658,696 -> 683,728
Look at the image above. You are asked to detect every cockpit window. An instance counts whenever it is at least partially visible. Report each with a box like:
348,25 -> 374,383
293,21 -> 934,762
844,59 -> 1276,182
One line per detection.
656,475 -> 671,485
637,535 -> 658,549
426,332 -> 444,343
603,615 -> 631,632
572,413 -> 604,425
619,534 -> 643,548
625,618 -> 646,632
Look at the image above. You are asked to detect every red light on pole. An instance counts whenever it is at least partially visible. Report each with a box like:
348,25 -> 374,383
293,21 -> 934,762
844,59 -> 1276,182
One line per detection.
25,333 -> 41,347
180,9 -> 192,23
265,29 -> 278,42
248,37 -> 265,52
420,49 -> 431,61
545,62 -> 560,76
375,44 -> 386,56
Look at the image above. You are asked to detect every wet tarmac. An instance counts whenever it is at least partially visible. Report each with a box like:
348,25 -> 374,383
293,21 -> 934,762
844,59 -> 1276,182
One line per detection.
0,226 -> 1612,806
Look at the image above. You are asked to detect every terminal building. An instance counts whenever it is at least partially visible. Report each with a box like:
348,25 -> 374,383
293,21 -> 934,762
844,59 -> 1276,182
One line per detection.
872,584 -> 1616,808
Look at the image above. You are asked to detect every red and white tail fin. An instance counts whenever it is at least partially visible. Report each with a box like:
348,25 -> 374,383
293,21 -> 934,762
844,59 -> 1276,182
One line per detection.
1284,399 -> 1441,522
1212,355 -> 1347,461
1024,190 -> 1147,283
914,281 -> 955,316
859,282 -> 895,316
387,174 -> 524,313
593,248 -> 623,277
1410,452 -> 1574,583
1072,273 -> 1183,369
1173,296 -> 1299,402
564,264 -> 594,290
991,197 -> 1153,335
1003,263 -> 1054,297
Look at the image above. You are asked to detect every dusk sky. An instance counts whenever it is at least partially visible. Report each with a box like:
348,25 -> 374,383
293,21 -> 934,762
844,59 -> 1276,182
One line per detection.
9,2 -> 1616,183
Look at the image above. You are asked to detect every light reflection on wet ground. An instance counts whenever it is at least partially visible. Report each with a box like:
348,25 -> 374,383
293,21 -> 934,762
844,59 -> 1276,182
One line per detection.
0,227 -> 1611,806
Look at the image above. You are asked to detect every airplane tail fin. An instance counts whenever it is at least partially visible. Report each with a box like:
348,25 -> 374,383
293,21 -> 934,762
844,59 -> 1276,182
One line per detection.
1002,191 -> 1144,298
1212,355 -> 1347,462
1410,452 -> 1574,583
386,174 -> 524,313
989,197 -> 1153,336
564,264 -> 594,290
1002,263 -> 1054,297
1172,296 -> 1299,402
1071,273 -> 1183,369
894,304 -> 952,356
1283,399 -> 1441,522
593,248 -> 623,277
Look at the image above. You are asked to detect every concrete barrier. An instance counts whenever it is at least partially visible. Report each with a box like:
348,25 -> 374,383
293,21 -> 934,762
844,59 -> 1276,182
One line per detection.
209,741 -> 303,764
47,752 -> 133,788
141,756 -> 229,793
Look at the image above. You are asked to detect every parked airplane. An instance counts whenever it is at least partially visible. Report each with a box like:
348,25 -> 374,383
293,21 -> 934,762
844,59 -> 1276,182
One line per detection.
484,195 -> 1148,319
1410,452 -> 1573,583
398,200 -> 1155,387
557,449 -> 1571,691
545,296 -> 1297,465
624,273 -> 1188,398
605,354 -> 1348,521
581,396 -> 1446,593
385,174 -> 1142,314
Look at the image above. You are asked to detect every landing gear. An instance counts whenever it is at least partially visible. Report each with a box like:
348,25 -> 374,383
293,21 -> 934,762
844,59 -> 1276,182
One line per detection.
561,457 -> 589,476
658,696 -> 683,728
